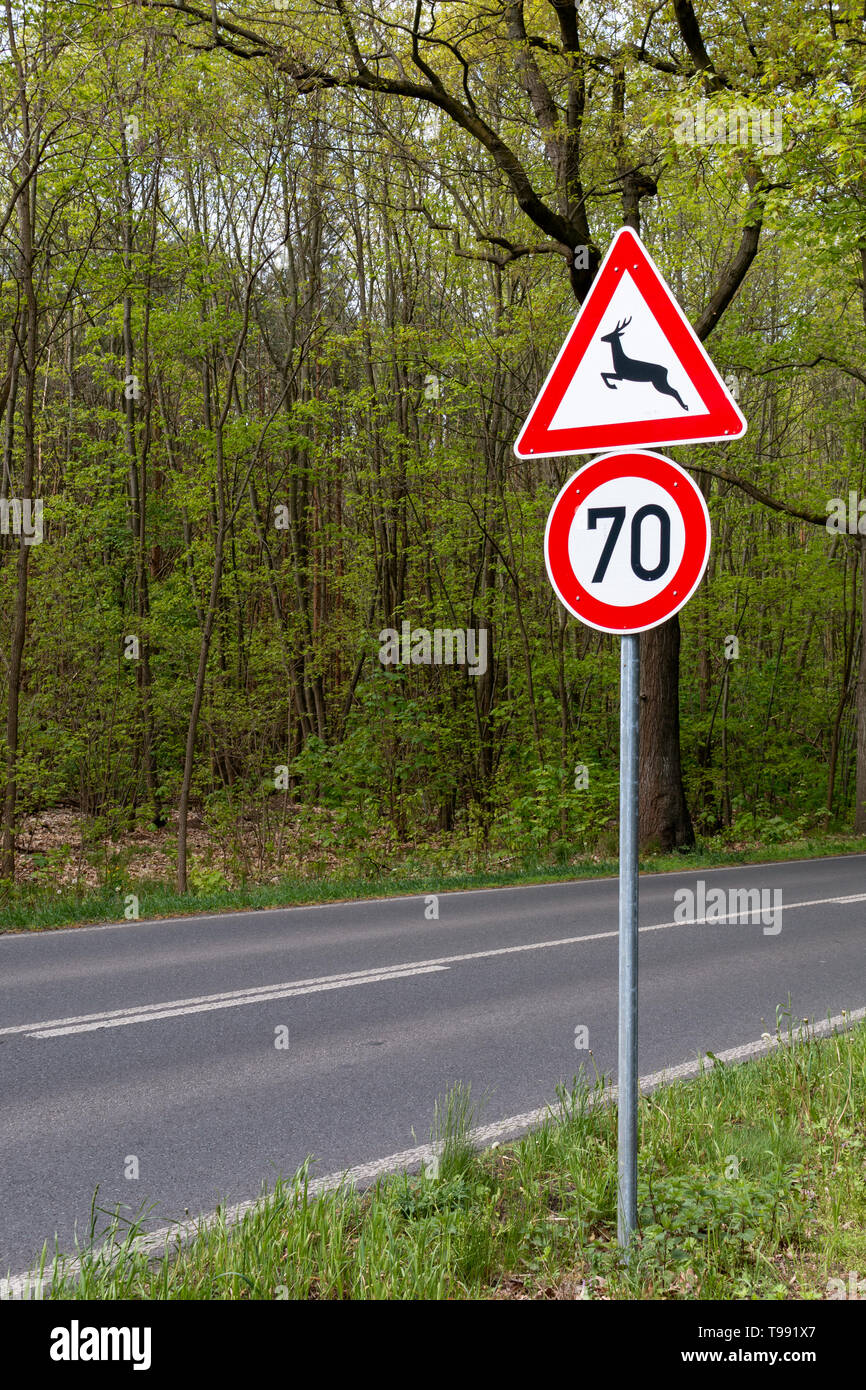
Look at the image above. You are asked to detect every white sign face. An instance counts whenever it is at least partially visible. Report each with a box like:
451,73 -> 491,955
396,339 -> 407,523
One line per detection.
544,450 -> 712,634
567,474 -> 688,608
550,274 -> 706,430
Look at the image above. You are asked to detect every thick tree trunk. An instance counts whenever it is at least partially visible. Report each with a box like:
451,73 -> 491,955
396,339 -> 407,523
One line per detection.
603,185 -> 694,850
177,343 -> 227,892
638,617 -> 694,850
2,428 -> 32,879
856,250 -> 866,834
177,523 -> 225,892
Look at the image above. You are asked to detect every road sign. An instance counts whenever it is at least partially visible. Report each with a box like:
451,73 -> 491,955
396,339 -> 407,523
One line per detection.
544,450 -> 711,635
525,226 -> 742,1258
515,227 -> 746,457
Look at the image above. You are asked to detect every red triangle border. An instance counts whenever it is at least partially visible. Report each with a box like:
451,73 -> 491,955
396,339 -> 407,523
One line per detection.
515,228 -> 747,457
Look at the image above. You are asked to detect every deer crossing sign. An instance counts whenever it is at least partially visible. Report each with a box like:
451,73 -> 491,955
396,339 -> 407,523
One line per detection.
515,227 -> 746,457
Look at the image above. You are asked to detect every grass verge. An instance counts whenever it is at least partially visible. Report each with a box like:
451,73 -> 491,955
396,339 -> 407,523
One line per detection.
2,832 -> 865,932
27,1016 -> 866,1300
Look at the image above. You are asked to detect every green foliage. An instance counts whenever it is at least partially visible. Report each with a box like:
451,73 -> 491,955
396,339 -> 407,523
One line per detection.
0,0 -> 864,882
639,1171 -> 804,1266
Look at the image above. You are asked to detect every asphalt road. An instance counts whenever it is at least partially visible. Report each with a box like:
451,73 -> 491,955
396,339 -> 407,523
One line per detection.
1,854 -> 864,1274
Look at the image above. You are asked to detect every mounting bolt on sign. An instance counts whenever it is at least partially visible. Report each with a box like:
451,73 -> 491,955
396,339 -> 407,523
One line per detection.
514,226 -> 745,1254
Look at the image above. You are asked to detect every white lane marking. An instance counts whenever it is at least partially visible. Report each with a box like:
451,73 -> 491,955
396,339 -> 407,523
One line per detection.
4,1005 -> 863,1297
2,965 -> 449,1039
2,891 -> 863,1040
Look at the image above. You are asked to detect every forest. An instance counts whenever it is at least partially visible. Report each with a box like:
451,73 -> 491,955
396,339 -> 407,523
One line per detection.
0,0 -> 864,903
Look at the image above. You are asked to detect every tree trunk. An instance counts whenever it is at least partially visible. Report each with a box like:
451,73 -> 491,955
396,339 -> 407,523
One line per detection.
177,522 -> 225,892
1,41 -> 37,880
856,248 -> 866,833
638,617 -> 694,850
601,175 -> 694,850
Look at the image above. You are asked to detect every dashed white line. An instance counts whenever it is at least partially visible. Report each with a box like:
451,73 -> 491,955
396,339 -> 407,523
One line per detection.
2,892 -> 862,1039
0,964 -> 449,1039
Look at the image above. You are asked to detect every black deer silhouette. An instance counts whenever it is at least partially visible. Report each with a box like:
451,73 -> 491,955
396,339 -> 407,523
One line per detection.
600,317 -> 688,411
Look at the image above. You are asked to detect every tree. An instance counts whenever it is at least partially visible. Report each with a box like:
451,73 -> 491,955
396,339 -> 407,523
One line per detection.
139,0 -> 775,848
0,1 -> 97,875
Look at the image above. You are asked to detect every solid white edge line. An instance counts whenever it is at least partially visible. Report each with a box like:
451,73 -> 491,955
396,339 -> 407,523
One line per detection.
3,1005 -> 864,1298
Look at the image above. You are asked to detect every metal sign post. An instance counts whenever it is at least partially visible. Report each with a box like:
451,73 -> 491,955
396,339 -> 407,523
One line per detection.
617,633 -> 640,1250
542,451 -> 712,1257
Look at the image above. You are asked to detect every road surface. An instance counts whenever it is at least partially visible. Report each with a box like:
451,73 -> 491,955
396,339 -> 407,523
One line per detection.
1,854 -> 863,1274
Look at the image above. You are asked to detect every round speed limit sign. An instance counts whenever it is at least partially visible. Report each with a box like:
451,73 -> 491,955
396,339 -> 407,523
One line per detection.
544,450 -> 711,634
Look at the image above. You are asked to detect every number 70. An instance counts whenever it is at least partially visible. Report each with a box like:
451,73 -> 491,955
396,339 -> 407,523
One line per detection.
588,505 -> 671,583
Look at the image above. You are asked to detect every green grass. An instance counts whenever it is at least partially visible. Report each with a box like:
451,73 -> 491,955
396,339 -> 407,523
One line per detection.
28,1018 -> 866,1300
2,831 -> 864,932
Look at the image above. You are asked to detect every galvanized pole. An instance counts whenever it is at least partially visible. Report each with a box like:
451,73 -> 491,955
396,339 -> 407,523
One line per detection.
617,633 -> 640,1251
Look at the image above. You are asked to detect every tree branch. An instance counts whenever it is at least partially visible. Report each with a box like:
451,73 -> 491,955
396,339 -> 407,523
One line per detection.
694,165 -> 767,340
140,0 -> 579,251
694,462 -> 830,528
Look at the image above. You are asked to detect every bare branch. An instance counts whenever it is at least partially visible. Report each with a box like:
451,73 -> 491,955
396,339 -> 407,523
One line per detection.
694,463 -> 830,529
694,166 -> 767,340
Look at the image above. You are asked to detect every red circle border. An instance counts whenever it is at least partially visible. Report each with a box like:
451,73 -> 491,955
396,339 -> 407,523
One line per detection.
544,451 -> 711,634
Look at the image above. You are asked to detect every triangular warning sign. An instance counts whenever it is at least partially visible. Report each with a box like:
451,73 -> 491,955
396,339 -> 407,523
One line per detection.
515,227 -> 746,458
